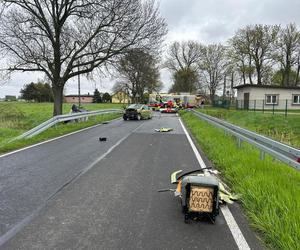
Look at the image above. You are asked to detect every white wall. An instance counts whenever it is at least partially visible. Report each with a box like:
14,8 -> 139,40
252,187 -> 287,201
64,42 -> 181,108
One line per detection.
236,87 -> 300,110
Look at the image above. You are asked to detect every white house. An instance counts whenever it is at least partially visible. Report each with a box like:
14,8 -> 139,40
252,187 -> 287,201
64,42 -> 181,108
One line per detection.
234,84 -> 300,110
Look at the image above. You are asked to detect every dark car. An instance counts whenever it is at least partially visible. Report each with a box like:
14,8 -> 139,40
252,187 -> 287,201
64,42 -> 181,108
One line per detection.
123,104 -> 152,120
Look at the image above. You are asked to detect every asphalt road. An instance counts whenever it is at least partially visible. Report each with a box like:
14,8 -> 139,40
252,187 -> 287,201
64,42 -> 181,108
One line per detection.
0,112 -> 263,249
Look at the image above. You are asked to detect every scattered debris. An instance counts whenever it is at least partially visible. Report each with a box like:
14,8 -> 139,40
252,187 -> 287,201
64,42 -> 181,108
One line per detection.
158,168 -> 240,223
99,137 -> 107,141
218,181 -> 240,204
155,128 -> 173,132
206,169 -> 240,204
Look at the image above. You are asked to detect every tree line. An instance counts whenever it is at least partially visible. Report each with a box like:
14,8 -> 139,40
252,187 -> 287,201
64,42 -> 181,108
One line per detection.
20,82 -> 53,102
165,23 -> 300,103
20,82 -> 112,104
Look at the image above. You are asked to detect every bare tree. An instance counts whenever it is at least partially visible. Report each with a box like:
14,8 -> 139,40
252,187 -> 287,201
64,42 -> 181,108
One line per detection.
165,40 -> 202,93
199,44 -> 227,103
273,23 -> 300,86
229,24 -> 279,85
115,48 -> 161,103
164,40 -> 202,72
0,0 -> 167,115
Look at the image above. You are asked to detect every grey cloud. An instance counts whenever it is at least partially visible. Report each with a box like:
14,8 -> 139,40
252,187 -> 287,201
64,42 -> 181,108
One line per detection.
160,0 -> 300,44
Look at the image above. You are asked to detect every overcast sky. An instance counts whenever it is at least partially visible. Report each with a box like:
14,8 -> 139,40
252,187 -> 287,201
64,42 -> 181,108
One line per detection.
1,0 -> 300,98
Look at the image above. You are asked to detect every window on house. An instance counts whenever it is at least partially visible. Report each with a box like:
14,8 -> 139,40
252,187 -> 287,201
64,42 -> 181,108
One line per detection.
265,95 -> 278,105
293,95 -> 300,104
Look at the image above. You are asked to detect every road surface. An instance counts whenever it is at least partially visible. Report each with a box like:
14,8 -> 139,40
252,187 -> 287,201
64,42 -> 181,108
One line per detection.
0,112 -> 263,249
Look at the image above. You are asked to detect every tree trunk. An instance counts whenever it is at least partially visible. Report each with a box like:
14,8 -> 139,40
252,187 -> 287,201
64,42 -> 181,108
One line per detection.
248,59 -> 253,85
296,65 -> 300,86
210,93 -> 215,104
283,67 -> 290,86
284,56 -> 291,86
230,72 -> 234,103
52,85 -> 64,116
296,56 -> 300,85
242,71 -> 246,85
249,71 -> 253,85
223,75 -> 227,97
256,64 -> 262,85
257,71 -> 262,85
241,61 -> 246,85
210,88 -> 215,104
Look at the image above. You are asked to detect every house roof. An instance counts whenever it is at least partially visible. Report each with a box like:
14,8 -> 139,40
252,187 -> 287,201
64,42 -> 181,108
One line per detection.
234,84 -> 300,90
65,95 -> 93,97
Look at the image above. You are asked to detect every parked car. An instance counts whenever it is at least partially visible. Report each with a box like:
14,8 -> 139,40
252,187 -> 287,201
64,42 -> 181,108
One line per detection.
123,104 -> 152,120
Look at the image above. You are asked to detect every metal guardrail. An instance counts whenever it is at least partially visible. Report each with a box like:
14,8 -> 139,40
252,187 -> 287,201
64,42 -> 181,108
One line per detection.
17,109 -> 122,139
189,109 -> 300,171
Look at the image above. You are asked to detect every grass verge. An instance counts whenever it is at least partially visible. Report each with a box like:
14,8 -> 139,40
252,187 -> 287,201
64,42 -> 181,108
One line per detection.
180,110 -> 300,250
198,107 -> 300,149
0,112 -> 122,155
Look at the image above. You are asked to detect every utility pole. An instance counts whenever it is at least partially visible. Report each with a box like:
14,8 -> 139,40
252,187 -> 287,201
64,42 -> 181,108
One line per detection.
78,66 -> 81,107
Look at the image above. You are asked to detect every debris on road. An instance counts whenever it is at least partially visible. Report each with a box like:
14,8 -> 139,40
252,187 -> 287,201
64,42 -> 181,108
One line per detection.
159,168 -> 220,223
158,168 -> 240,223
99,137 -> 107,141
155,128 -> 173,132
218,181 -> 240,204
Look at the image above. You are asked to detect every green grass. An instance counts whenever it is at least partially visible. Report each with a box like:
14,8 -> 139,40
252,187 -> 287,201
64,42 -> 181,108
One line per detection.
0,102 -> 123,154
198,107 -> 300,149
180,110 -> 300,250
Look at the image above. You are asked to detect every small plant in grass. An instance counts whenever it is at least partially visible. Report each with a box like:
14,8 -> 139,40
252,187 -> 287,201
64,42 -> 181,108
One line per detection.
180,110 -> 300,250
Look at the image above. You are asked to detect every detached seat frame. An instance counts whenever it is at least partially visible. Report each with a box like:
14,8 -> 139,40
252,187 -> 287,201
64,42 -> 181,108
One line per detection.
180,175 -> 220,223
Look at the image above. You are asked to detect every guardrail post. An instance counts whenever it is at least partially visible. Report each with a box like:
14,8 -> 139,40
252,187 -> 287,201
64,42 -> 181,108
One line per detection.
260,150 -> 265,160
237,138 -> 242,148
285,99 -> 288,117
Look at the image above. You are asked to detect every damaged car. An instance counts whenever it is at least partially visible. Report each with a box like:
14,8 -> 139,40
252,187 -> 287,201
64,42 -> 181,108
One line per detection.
123,104 -> 152,121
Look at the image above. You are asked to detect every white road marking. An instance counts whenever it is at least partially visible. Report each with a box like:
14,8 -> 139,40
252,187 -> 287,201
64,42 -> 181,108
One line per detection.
0,117 -> 121,159
179,118 -> 251,250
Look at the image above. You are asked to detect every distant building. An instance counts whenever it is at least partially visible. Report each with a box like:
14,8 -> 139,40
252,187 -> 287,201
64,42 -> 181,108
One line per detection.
64,94 -> 94,103
111,91 -> 130,104
234,84 -> 300,110
5,95 -> 17,101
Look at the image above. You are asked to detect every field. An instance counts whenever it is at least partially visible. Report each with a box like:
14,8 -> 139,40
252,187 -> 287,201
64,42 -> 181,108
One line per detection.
198,107 -> 300,149
0,102 -> 123,154
180,110 -> 300,250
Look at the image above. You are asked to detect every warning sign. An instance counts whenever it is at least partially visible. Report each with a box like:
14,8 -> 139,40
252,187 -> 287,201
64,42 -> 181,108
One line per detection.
189,186 -> 214,212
